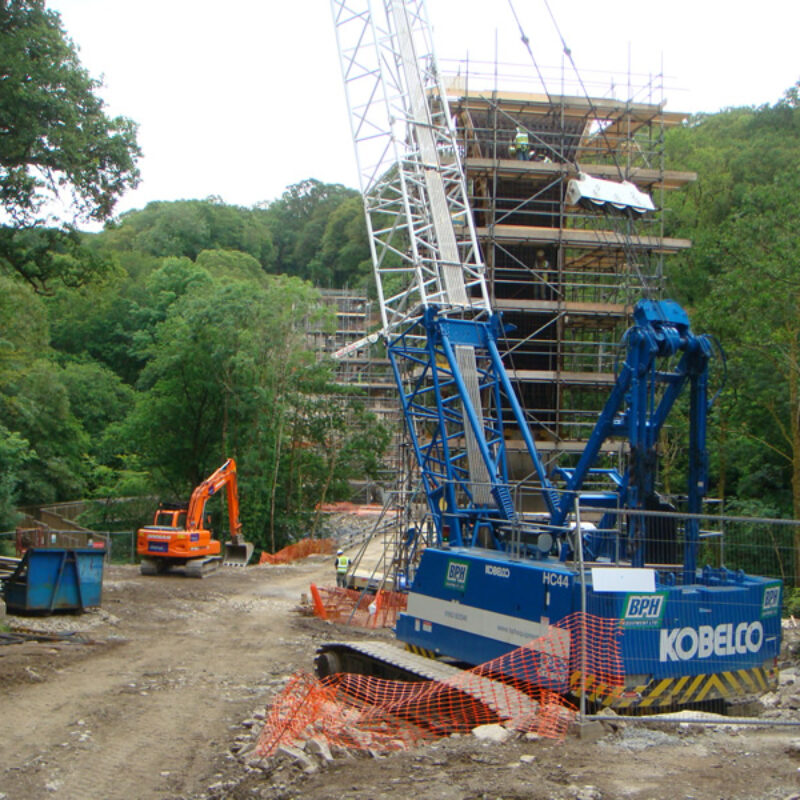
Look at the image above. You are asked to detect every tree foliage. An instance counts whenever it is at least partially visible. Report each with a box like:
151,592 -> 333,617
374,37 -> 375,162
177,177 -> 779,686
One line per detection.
0,9 -> 382,546
663,82 -> 800,578
103,199 -> 276,270
263,179 -> 363,283
119,273 -> 385,552
0,0 -> 140,291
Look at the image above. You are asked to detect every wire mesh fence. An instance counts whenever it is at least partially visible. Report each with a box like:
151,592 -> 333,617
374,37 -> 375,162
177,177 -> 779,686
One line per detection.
0,529 -> 138,564
257,611 -> 622,756
576,504 -> 799,589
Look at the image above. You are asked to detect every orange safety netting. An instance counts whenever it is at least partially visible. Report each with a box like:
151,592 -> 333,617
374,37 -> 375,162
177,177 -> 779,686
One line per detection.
309,583 -> 407,629
256,612 -> 623,757
259,538 -> 335,565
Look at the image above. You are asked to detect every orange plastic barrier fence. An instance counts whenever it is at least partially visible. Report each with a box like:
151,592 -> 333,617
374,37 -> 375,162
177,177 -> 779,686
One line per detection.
259,538 -> 334,565
309,584 -> 408,628
256,612 -> 623,757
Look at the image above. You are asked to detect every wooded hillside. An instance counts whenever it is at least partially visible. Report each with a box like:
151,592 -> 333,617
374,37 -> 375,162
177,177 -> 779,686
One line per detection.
2,2 -> 799,558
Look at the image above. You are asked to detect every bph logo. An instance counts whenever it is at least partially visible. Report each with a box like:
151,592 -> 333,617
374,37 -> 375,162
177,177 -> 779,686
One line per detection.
762,584 -> 781,617
444,559 -> 469,591
622,593 -> 666,628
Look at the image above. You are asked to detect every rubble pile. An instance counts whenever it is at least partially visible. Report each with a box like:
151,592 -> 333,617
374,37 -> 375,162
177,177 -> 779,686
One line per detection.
757,619 -> 800,719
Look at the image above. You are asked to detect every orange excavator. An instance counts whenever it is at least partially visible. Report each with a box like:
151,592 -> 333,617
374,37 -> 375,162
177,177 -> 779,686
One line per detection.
137,459 -> 254,577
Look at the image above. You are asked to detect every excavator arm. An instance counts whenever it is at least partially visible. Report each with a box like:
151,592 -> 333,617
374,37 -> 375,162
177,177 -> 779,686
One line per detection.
186,458 -> 252,566
186,459 -> 241,536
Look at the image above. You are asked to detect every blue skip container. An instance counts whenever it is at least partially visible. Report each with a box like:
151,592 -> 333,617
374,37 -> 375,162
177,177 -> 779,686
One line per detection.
2,548 -> 105,614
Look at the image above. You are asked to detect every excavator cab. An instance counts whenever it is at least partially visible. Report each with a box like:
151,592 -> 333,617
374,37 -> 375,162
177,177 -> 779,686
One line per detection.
152,508 -> 187,528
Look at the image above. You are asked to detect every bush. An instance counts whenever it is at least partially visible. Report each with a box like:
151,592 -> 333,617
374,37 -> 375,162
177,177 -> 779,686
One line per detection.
785,587 -> 800,618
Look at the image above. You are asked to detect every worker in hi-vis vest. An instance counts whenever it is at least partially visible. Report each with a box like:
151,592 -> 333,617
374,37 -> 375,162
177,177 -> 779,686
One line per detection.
335,548 -> 350,588
509,126 -> 530,160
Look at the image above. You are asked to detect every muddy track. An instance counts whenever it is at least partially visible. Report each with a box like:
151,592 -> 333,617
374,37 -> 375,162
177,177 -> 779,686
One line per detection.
1,557 -> 799,800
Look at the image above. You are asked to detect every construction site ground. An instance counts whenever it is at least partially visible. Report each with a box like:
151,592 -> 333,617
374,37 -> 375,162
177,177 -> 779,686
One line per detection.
2,548 -> 800,800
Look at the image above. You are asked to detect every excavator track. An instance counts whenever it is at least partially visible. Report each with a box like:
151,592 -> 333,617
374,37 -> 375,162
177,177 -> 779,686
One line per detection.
139,557 -> 168,576
140,556 -> 221,578
315,640 -> 541,723
183,556 -> 222,578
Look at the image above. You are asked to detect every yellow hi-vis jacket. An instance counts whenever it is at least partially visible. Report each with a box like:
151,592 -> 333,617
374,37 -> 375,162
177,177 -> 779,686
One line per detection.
336,554 -> 349,573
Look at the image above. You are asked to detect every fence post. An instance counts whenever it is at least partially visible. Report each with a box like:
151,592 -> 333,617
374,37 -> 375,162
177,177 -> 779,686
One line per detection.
574,497 -> 588,726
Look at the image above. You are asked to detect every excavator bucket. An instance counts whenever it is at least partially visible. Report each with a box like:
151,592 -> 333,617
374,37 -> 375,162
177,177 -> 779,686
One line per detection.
223,539 -> 254,567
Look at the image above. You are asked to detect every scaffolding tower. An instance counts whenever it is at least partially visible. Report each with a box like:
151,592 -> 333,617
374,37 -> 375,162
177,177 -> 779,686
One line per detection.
445,61 -> 695,507
322,55 -> 696,579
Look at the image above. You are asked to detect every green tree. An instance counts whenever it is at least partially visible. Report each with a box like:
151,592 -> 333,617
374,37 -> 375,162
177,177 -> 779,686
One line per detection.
0,1 -> 140,290
698,171 -> 800,578
0,424 -> 31,530
118,270 -> 385,552
309,195 -> 372,289
3,359 -> 89,504
664,86 -> 800,580
103,199 -> 276,271
195,248 -> 266,284
264,179 -> 359,280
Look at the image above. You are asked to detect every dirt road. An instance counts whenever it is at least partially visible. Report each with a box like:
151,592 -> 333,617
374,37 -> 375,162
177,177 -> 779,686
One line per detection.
2,556 -> 800,800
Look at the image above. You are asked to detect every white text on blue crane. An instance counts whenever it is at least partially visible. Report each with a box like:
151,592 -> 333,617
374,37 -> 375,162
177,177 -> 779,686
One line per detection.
660,621 -> 763,662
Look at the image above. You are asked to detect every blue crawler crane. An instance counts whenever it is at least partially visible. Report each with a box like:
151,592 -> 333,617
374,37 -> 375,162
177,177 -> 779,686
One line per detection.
328,0 -> 782,711
391,299 -> 782,710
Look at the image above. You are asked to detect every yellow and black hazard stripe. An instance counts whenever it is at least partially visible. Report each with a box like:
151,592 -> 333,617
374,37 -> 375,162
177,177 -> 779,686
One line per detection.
405,643 -> 438,660
569,665 -> 778,710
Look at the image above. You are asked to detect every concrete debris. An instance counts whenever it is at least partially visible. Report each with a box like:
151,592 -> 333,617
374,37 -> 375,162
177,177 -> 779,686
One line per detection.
600,726 -> 680,752
471,723 -> 511,743
779,667 -> 797,686
305,738 -> 334,762
276,744 -> 317,773
784,739 -> 800,758
573,720 -> 606,742
245,754 -> 267,771
5,607 -> 119,634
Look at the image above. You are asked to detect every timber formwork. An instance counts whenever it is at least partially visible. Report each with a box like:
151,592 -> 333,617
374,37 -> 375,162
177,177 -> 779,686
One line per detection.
447,76 -> 694,500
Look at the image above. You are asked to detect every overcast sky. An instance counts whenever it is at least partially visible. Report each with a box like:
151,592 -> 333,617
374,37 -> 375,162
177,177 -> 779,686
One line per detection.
47,0 -> 800,221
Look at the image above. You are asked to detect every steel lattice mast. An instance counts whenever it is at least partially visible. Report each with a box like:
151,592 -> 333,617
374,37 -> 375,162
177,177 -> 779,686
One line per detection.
329,0 -> 557,549
330,0 -> 490,332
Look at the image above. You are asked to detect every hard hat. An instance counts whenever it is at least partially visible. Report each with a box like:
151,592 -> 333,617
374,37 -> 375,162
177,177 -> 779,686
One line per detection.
337,549 -> 343,555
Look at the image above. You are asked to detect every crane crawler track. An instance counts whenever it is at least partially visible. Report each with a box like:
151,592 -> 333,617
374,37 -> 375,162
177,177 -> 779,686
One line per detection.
315,640 -> 542,724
